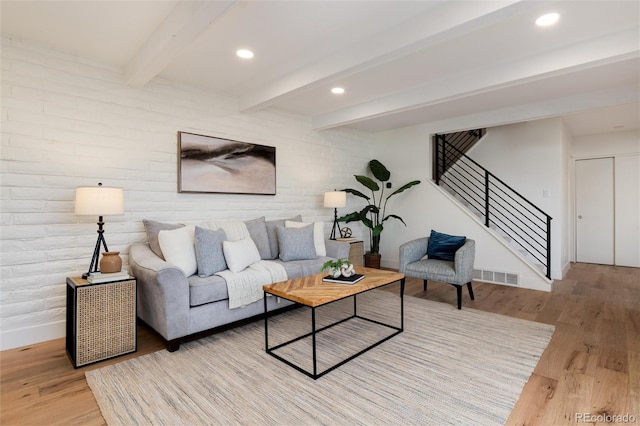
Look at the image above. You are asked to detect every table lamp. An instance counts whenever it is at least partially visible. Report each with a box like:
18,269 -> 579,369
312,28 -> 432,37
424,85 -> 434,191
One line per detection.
75,183 -> 124,278
324,190 -> 346,240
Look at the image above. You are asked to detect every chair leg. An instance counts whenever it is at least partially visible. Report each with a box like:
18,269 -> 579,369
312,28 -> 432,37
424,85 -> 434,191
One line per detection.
467,282 -> 475,300
456,286 -> 462,309
423,279 -> 428,292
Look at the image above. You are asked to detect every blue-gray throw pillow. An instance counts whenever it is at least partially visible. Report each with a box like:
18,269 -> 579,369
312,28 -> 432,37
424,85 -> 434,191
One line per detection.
265,215 -> 302,259
194,226 -> 228,277
426,230 -> 466,261
244,217 -> 271,260
276,224 -> 317,262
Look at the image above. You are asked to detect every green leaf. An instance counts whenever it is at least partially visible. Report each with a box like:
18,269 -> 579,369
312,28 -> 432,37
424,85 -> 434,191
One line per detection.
361,217 -> 373,229
320,258 -> 352,272
338,205 -> 374,223
343,188 -> 370,201
337,212 -> 362,223
369,160 -> 390,182
355,175 -> 379,192
371,224 -> 383,236
382,214 -> 407,226
387,180 -> 421,198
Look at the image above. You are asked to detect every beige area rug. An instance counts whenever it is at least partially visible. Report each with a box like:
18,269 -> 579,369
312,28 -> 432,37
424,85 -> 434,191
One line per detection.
86,291 -> 554,425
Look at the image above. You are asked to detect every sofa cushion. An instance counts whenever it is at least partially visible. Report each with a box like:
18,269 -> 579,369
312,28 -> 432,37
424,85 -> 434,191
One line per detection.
194,226 -> 227,277
426,229 -> 467,261
405,259 -> 456,282
265,215 -> 302,259
285,220 -> 326,256
143,219 -> 184,260
244,217 -> 271,260
158,225 -> 197,276
271,256 -> 335,279
188,274 -> 229,306
276,224 -> 318,262
223,237 -> 261,272
188,256 -> 336,307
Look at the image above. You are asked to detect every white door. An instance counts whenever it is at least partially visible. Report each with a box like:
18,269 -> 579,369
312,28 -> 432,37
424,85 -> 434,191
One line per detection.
576,158 -> 614,264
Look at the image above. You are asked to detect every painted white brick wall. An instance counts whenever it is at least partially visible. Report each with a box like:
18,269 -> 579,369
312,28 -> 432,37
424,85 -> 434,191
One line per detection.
0,36 -> 373,350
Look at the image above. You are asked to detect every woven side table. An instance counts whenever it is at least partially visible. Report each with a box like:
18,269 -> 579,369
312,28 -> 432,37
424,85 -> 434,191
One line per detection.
66,276 -> 137,368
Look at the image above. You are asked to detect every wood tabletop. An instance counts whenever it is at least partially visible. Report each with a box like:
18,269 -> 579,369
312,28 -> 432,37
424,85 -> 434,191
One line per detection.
263,266 -> 404,307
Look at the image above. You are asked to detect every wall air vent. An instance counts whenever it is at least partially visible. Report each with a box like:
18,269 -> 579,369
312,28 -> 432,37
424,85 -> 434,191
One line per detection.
473,269 -> 519,286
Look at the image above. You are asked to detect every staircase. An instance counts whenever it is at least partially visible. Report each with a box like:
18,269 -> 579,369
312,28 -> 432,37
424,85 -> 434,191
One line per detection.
433,131 -> 552,280
431,129 -> 485,181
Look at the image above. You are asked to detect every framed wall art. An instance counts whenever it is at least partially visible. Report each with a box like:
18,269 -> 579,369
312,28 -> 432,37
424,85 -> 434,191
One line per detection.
178,132 -> 276,195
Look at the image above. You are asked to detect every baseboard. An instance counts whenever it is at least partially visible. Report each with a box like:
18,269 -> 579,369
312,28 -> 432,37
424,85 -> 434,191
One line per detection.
1,320 -> 65,351
560,261 -> 572,278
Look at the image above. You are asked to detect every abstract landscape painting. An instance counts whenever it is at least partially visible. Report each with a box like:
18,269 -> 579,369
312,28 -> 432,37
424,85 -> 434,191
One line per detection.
178,132 -> 276,194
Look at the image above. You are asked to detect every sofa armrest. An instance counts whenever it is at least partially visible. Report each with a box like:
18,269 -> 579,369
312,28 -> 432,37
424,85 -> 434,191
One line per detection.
325,239 -> 350,260
454,239 -> 475,284
129,243 -> 190,341
398,237 -> 430,274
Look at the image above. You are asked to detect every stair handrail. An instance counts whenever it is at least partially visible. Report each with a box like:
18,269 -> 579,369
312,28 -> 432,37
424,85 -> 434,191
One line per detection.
439,140 -> 551,218
434,135 -> 553,279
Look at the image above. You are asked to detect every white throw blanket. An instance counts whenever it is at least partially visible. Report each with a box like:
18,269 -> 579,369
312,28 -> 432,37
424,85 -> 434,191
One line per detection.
216,260 -> 287,309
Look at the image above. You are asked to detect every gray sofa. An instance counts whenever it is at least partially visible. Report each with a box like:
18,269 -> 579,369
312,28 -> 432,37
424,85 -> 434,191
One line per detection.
129,216 -> 350,351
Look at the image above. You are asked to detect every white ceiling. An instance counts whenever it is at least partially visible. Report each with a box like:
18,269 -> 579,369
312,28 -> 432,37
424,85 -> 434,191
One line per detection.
1,0 -> 639,135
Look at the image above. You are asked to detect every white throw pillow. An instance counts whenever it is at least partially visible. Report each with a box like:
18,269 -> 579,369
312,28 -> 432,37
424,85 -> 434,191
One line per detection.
285,220 -> 326,257
208,220 -> 250,242
223,237 -> 261,273
158,225 -> 197,277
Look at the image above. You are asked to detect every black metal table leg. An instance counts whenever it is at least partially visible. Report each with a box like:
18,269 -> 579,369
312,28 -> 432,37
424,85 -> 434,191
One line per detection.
263,294 -> 269,350
312,307 -> 317,378
264,278 -> 405,379
353,293 -> 357,316
400,277 -> 405,331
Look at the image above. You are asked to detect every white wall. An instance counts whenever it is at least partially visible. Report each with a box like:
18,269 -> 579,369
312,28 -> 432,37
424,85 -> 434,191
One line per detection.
371,124 -> 552,291
572,129 -> 640,157
469,119 -> 570,279
571,129 -> 640,266
0,36 -> 374,350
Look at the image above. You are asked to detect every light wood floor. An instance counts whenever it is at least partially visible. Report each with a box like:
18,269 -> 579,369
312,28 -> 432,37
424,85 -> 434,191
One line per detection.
1,262 -> 638,425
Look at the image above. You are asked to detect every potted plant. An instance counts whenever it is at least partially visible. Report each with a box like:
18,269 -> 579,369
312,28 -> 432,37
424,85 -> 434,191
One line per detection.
321,258 -> 355,278
339,160 -> 420,268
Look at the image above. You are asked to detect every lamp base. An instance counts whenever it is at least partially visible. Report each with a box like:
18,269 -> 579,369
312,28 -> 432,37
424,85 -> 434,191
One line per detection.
84,216 -> 109,278
329,208 -> 342,240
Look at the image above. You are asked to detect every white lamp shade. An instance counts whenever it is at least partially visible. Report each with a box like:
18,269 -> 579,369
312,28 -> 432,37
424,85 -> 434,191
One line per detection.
75,186 -> 124,216
324,191 -> 346,208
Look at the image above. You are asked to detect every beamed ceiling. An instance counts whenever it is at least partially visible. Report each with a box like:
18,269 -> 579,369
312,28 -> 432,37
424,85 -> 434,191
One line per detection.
1,0 -> 639,136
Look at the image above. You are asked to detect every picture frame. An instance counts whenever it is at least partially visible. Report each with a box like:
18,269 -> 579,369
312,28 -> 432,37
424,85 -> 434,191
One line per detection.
178,132 -> 276,195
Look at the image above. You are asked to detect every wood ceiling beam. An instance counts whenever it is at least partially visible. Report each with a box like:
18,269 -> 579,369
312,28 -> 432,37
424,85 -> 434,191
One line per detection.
125,0 -> 237,87
238,0 -> 532,113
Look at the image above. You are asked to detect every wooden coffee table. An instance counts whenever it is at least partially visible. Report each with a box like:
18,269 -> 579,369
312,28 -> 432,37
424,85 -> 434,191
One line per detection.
263,267 -> 405,379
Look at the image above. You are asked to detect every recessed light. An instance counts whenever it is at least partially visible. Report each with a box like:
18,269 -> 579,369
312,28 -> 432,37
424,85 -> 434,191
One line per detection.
236,49 -> 254,59
331,87 -> 345,94
536,13 -> 559,27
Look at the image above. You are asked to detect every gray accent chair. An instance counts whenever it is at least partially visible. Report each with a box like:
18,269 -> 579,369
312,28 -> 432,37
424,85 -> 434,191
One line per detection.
398,237 -> 475,309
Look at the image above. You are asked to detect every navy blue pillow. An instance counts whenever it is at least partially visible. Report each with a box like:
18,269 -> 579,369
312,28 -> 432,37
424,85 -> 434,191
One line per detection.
426,230 -> 466,261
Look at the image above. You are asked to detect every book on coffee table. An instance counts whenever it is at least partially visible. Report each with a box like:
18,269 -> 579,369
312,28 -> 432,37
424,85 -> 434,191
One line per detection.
322,273 -> 364,284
